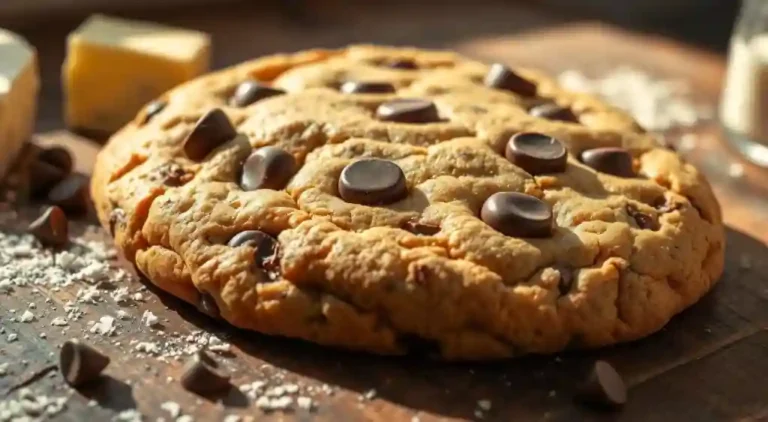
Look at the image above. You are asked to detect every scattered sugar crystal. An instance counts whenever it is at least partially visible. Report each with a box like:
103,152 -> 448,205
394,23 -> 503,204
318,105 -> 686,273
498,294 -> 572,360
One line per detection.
142,310 -> 160,328
477,399 -> 492,411
113,409 -> 143,421
7,333 -> 17,342
135,342 -> 160,355
90,316 -> 116,336
0,362 -> 8,376
161,401 -> 181,418
176,416 -> 194,422
19,310 -> 35,322
117,310 -> 130,320
223,416 -> 241,422
296,396 -> 313,410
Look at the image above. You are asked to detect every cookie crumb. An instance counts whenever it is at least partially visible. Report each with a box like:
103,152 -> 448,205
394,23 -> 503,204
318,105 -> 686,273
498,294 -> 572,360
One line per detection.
477,399 -> 492,411
19,310 -> 35,322
51,317 -> 68,326
161,401 -> 181,418
141,310 -> 160,328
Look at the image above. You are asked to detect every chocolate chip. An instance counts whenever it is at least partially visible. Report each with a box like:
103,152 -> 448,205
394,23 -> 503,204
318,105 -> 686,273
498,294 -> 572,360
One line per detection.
138,100 -> 167,125
481,192 -> 552,237
59,339 -> 111,387
577,360 -> 627,409
556,265 -> 573,295
580,147 -> 636,178
229,80 -> 285,107
240,147 -> 297,191
529,103 -> 578,123
506,132 -> 568,174
341,81 -> 396,94
197,292 -> 220,319
339,159 -> 408,205
47,174 -> 90,214
376,99 -> 440,123
39,146 -> 74,175
180,351 -> 230,395
626,204 -> 659,230
183,109 -> 237,161
386,59 -> 418,69
28,206 -> 69,248
402,219 -> 440,236
484,63 -> 537,97
30,161 -> 67,198
108,208 -> 126,237
228,230 -> 279,269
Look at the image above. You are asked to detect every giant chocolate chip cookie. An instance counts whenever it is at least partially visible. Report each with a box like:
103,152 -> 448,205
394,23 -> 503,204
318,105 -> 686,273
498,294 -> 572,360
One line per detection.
91,45 -> 724,360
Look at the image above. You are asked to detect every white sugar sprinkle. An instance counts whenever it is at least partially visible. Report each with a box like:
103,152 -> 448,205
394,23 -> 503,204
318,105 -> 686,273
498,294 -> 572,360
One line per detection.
141,310 -> 160,328
19,310 -> 35,322
50,317 -> 68,326
161,401 -> 181,418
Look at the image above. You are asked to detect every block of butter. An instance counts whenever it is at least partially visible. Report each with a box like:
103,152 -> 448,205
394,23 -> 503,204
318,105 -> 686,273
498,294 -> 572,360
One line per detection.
0,28 -> 39,180
63,14 -> 211,134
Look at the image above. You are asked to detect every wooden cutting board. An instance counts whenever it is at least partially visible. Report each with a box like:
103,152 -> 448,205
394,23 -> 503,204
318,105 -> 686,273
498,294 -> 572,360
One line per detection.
2,21 -> 768,422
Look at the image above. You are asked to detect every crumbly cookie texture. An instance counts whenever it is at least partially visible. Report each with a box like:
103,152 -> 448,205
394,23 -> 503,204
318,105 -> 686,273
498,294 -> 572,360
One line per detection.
92,45 -> 724,360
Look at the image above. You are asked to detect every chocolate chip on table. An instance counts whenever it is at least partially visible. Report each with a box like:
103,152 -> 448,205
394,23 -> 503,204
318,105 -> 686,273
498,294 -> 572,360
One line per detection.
402,219 -> 440,236
28,206 -> 69,248
577,360 -> 627,409
580,147 -> 636,178
386,59 -> 418,69
31,161 -> 67,198
180,351 -> 231,395
481,192 -> 553,238
376,99 -> 440,123
529,103 -> 578,123
626,204 -> 659,231
506,132 -> 568,174
47,174 -> 90,214
484,63 -> 537,97
39,146 -> 74,175
338,159 -> 408,205
229,80 -> 285,107
197,292 -> 220,319
341,81 -> 396,94
228,230 -> 279,269
240,146 -> 297,191
137,100 -> 167,125
183,108 -> 238,161
59,339 -> 111,387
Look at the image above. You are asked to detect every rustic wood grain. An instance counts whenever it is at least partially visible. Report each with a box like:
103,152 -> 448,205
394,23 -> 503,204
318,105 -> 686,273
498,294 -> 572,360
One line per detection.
1,15 -> 768,422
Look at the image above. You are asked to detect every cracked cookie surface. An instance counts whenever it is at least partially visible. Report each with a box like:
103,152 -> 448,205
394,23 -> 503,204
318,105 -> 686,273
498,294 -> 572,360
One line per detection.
91,45 -> 724,360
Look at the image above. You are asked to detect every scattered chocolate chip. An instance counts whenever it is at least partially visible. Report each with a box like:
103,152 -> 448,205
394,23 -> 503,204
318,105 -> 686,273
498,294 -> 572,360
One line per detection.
556,265 -> 573,295
481,192 -> 552,238
228,230 -> 279,269
402,219 -> 440,236
180,351 -> 230,395
577,360 -> 627,409
138,100 -> 167,125
229,80 -> 285,107
376,99 -> 440,123
108,208 -> 126,237
529,103 -> 578,122
484,63 -> 537,97
30,160 -> 67,198
386,59 -> 418,69
240,147 -> 297,191
506,132 -> 568,174
28,206 -> 69,247
183,109 -> 238,161
197,292 -> 220,319
338,159 -> 408,205
47,174 -> 90,214
60,339 -> 111,387
626,204 -> 659,230
39,146 -> 74,175
341,81 -> 396,94
580,147 -> 636,178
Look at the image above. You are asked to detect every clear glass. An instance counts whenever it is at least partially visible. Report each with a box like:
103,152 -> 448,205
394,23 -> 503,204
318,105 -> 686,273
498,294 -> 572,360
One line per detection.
720,0 -> 768,167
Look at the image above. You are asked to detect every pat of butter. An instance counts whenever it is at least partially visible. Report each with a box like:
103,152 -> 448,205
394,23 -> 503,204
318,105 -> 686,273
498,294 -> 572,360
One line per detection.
63,14 -> 210,134
0,28 -> 39,180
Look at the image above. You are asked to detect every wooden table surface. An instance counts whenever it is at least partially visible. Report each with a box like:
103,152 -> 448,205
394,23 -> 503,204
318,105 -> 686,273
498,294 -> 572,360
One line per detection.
2,5 -> 768,421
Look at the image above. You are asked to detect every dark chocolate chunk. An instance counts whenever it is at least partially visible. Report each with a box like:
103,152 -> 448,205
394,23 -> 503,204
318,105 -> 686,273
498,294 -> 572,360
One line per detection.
59,339 -> 111,387
228,230 -> 279,269
376,99 -> 440,123
577,360 -> 627,409
28,206 -> 69,248
230,81 -> 285,107
402,219 -> 440,236
39,146 -> 74,175
183,109 -> 237,161
47,174 -> 90,214
529,103 -> 578,122
480,192 -> 553,238
180,351 -> 230,395
240,147 -> 297,191
386,59 -> 418,69
341,81 -> 396,94
580,147 -> 636,178
626,204 -> 659,230
506,132 -> 568,174
338,159 -> 408,205
484,63 -> 537,97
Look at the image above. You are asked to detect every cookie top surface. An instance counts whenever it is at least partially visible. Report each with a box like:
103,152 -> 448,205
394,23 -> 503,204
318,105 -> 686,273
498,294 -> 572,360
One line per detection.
92,45 -> 724,360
